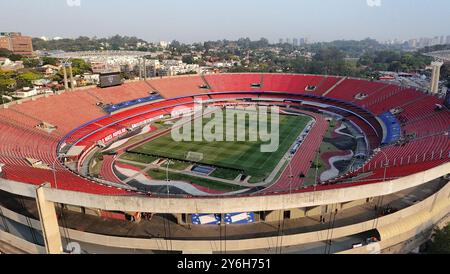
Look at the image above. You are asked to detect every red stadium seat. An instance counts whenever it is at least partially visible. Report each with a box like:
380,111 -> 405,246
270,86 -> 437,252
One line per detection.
0,74 -> 448,196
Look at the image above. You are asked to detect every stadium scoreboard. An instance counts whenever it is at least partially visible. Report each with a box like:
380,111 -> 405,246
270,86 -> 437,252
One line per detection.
99,72 -> 123,88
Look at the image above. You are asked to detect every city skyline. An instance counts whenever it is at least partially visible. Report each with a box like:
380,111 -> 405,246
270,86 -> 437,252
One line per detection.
1,0 -> 450,43
32,33 -> 450,46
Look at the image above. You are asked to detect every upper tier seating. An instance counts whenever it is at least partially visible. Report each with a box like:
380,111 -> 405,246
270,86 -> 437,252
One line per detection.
378,112 -> 402,144
402,110 -> 450,138
0,120 -> 58,166
260,74 -> 332,93
205,73 -> 262,92
314,76 -> 344,95
0,74 -> 448,195
0,108 -> 48,132
361,158 -> 448,182
326,78 -> 388,102
7,91 -> 105,134
148,75 -> 207,98
2,163 -> 129,195
366,88 -> 424,115
330,158 -> 448,185
368,134 -> 449,168
87,81 -> 154,104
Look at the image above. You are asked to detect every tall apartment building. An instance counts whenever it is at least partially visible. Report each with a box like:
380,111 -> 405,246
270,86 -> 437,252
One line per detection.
0,32 -> 34,56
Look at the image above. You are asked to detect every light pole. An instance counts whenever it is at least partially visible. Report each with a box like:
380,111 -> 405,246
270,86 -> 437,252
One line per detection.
166,159 -> 173,196
313,148 -> 321,191
373,148 -> 388,227
287,156 -> 294,194
52,154 -> 66,190
375,148 -> 389,182
165,158 -> 173,251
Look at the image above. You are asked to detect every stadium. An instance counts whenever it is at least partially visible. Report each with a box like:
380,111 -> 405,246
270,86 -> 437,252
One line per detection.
0,73 -> 449,254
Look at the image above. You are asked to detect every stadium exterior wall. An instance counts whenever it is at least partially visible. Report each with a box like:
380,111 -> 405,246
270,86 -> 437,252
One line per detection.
0,229 -> 45,254
0,163 -> 448,214
1,180 -> 449,253
338,214 -> 450,254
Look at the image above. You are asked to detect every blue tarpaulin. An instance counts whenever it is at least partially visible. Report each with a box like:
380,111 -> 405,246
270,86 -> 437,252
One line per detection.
191,214 -> 221,225
379,112 -> 402,144
104,94 -> 164,113
224,212 -> 255,224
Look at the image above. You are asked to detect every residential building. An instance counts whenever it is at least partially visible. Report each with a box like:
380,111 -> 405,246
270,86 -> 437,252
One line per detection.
0,57 -> 24,71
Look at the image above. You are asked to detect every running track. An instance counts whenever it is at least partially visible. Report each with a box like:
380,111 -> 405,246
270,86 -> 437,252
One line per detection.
265,111 -> 329,193
99,155 -> 124,184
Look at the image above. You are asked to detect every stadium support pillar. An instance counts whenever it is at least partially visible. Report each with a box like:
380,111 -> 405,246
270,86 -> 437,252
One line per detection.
63,66 -> 69,91
290,208 -> 306,219
264,210 -> 283,222
175,213 -> 185,225
430,61 -> 444,94
35,184 -> 63,254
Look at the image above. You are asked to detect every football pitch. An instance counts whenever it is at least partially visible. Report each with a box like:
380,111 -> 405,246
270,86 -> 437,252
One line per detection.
129,110 -> 312,182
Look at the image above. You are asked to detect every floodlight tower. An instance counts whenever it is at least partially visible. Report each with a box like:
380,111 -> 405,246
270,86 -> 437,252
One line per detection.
430,60 -> 444,94
143,58 -> 147,80
138,58 -> 142,80
61,58 -> 74,91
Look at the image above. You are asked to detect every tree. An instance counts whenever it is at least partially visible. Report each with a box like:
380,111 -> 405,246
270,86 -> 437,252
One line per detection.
170,40 -> 181,49
17,71 -> 42,82
23,58 -> 41,68
314,47 -> 345,62
0,48 -> 13,58
51,73 -> 63,83
42,57 -> 59,66
441,64 -> 450,89
182,55 -> 194,64
292,57 -> 310,73
427,224 -> 450,254
33,35 -> 147,52
441,64 -> 450,80
0,48 -> 22,61
8,54 -> 23,62
70,58 -> 91,75
0,78 -> 17,91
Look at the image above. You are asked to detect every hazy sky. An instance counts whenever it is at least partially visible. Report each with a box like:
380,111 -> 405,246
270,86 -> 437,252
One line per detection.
1,0 -> 449,43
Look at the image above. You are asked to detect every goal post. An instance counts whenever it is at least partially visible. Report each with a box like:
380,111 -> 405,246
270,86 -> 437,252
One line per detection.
185,151 -> 204,162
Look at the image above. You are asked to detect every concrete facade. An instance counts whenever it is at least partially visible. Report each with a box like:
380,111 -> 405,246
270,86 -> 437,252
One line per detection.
0,161 -> 448,254
0,180 -> 448,253
0,162 -> 448,215
35,185 -> 63,254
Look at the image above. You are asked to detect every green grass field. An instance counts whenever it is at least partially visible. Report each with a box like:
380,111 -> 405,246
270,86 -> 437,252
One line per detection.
115,159 -> 245,191
129,110 -> 311,183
